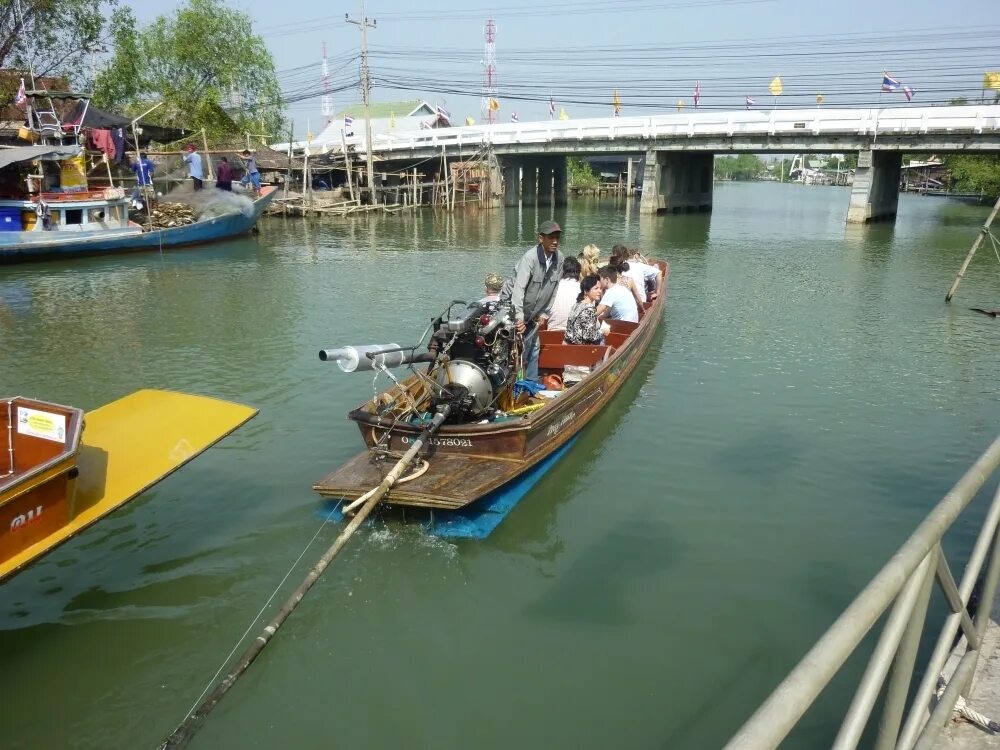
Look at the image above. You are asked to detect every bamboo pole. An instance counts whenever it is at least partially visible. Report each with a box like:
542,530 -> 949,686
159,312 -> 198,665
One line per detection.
103,153 -> 114,188
341,129 -> 355,204
201,129 -> 214,181
160,405 -> 450,750
441,145 -> 450,211
946,193 -> 1000,302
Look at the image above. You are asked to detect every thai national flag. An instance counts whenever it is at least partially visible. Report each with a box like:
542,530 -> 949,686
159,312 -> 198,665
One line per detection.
511,112 -> 518,123
693,82 -> 701,108
882,73 -> 901,92
14,78 -> 27,107
548,96 -> 555,119
903,86 -> 914,101
344,114 -> 354,130
745,96 -> 756,109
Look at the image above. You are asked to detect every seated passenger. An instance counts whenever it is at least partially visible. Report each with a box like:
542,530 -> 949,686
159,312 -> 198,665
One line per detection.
596,266 -> 639,323
625,246 -> 663,301
578,244 -> 600,278
480,272 -> 504,309
610,245 -> 644,306
546,257 -> 582,331
564,274 -> 605,345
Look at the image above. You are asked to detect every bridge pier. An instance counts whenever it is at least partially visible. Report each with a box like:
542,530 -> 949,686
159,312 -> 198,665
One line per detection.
503,164 -> 520,207
537,162 -> 553,206
640,150 -> 713,215
847,149 -> 902,223
552,159 -> 567,206
521,161 -> 538,203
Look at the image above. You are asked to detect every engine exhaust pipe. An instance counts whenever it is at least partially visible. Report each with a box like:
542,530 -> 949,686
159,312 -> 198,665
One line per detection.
319,344 -> 433,372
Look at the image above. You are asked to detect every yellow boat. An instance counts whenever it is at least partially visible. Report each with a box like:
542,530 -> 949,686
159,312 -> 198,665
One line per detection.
0,389 -> 257,583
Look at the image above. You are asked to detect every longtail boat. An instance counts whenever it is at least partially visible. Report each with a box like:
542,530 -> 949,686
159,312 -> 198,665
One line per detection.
1,390 -> 257,583
314,261 -> 669,534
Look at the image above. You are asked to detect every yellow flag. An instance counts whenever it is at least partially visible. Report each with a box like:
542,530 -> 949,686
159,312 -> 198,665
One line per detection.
985,72 -> 1000,90
769,76 -> 783,96
465,116 -> 475,126
816,93 -> 824,104
612,88 -> 622,115
677,99 -> 684,111
390,112 -> 396,129
488,98 -> 500,112
559,107 -> 569,120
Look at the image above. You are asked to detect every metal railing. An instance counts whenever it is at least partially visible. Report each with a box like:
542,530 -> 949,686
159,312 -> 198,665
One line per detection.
274,106 -> 1000,156
725,435 -> 1000,750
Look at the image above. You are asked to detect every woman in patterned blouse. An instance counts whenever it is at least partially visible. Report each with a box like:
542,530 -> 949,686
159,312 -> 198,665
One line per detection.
564,274 -> 605,345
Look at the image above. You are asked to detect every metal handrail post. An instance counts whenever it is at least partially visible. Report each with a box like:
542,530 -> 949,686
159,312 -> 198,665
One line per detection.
897,483 -> 1000,750
873,548 -> 938,750
725,436 -> 1000,750
913,650 -> 979,750
833,551 -> 936,750
936,553 -> 981,650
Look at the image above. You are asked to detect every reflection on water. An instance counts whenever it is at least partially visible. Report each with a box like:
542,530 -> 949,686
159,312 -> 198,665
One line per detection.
0,184 -> 998,749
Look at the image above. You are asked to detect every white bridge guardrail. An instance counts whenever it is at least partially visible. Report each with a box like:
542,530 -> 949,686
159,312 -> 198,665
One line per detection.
275,106 -> 1000,156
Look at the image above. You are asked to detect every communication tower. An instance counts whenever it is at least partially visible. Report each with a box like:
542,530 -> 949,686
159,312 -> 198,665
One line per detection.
481,19 -> 497,124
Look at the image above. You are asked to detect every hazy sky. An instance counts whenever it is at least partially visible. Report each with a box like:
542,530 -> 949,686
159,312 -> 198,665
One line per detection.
133,0 -> 1000,137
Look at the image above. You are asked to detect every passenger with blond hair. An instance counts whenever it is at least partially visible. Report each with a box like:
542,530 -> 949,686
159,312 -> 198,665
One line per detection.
578,244 -> 600,277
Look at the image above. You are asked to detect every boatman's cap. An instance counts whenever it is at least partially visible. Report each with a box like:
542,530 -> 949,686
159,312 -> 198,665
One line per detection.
484,272 -> 504,291
538,220 -> 562,235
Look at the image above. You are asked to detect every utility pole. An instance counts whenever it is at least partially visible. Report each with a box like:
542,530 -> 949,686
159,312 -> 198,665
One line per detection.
346,3 -> 377,204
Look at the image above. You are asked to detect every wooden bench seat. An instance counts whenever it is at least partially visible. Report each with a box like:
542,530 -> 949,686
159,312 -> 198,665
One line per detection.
538,344 -> 611,371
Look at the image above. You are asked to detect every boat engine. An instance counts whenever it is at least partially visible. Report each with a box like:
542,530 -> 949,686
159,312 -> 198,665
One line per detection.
428,301 -> 517,423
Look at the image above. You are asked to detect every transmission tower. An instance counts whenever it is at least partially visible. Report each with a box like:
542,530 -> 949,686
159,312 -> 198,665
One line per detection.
321,42 -> 332,124
482,19 -> 497,124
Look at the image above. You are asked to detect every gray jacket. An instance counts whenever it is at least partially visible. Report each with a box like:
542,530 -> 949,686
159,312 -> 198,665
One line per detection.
500,244 -> 564,324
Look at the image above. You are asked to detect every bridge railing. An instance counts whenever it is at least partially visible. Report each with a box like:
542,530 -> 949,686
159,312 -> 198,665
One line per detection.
724,434 -> 1000,750
281,106 -> 1000,156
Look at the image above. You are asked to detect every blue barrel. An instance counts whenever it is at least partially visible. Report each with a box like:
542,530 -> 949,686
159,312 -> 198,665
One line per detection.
0,206 -> 24,232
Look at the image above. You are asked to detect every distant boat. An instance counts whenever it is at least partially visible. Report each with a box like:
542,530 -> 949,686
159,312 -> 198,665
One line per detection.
0,149 -> 277,264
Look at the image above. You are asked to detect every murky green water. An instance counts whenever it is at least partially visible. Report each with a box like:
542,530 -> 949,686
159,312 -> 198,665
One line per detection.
1,184 -> 998,749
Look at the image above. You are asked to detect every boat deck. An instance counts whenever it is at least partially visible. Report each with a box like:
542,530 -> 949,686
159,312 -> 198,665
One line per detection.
314,449 -> 527,510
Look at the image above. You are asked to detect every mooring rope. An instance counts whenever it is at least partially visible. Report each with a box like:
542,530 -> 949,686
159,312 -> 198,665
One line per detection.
180,503 -> 343,721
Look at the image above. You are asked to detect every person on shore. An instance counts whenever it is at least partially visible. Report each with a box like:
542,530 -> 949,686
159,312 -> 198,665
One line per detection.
546,257 -> 582,332
215,156 -> 234,191
129,152 -> 155,208
579,244 -> 600,277
239,149 -> 261,195
183,144 -> 204,191
499,220 -> 565,382
564,274 -> 605,345
596,265 -> 639,323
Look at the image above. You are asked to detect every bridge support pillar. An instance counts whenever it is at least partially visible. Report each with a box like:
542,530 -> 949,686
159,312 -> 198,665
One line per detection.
552,158 -> 568,206
847,149 -> 902,223
641,151 -> 713,215
521,161 -> 537,203
502,163 -> 520,207
537,162 -> 553,206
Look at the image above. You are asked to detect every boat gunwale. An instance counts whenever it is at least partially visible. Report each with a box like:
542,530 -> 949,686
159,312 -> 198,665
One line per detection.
0,396 -> 84,502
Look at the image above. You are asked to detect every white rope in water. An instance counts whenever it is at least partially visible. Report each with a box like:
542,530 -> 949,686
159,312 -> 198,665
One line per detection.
181,504 -> 345,719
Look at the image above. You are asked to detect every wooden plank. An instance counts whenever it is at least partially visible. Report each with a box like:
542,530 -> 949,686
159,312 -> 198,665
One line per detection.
607,319 -> 639,335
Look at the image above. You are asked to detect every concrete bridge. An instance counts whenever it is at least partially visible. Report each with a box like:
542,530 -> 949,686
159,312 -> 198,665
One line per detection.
282,106 -> 1000,222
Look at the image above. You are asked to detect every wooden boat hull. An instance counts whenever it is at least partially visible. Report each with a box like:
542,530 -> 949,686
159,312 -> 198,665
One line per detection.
314,262 -> 668,511
0,390 -> 257,583
0,187 -> 277,264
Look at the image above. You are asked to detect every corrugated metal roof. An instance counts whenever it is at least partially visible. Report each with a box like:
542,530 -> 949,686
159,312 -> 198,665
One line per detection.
335,101 -> 433,119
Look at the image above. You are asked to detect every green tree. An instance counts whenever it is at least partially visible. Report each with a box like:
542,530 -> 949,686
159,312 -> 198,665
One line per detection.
94,0 -> 283,137
714,153 -> 763,181
567,157 -> 600,189
0,0 -> 125,93
944,154 -> 1000,199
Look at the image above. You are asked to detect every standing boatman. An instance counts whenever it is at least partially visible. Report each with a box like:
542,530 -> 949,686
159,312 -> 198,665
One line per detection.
183,143 -> 204,191
500,220 -> 565,383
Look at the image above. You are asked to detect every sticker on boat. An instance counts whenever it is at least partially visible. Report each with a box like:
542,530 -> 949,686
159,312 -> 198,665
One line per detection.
16,407 -> 66,442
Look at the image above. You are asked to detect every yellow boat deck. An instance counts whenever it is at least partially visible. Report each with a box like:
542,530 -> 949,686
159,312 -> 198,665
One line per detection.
0,389 -> 257,582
